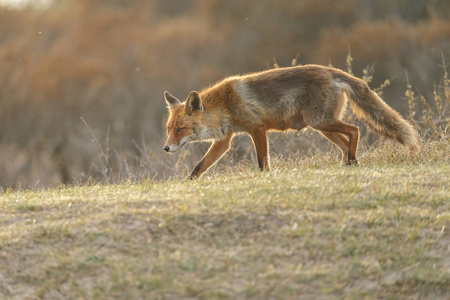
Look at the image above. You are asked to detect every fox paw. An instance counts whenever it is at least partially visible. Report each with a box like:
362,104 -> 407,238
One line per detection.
346,158 -> 358,166
343,156 -> 358,166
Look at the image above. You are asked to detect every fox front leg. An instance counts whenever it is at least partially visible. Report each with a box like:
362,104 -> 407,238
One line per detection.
248,126 -> 270,171
188,134 -> 233,179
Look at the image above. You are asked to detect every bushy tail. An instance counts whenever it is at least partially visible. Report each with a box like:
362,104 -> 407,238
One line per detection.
337,74 -> 419,153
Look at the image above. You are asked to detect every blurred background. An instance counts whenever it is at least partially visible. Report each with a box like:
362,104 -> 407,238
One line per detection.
0,0 -> 449,189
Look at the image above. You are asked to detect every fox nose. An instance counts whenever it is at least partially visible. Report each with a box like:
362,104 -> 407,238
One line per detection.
163,146 -> 170,152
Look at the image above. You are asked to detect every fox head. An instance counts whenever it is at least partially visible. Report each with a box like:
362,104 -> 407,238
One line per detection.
163,91 -> 204,153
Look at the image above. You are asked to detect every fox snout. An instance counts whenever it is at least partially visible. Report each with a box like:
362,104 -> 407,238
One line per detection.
163,144 -> 178,153
163,137 -> 189,153
162,144 -> 183,153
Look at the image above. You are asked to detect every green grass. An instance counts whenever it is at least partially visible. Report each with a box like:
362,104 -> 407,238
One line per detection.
1,140 -> 449,299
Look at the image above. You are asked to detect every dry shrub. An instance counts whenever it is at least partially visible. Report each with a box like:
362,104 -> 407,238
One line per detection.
0,0 -> 449,188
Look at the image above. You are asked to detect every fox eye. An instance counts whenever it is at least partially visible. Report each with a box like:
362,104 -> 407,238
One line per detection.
176,127 -> 185,133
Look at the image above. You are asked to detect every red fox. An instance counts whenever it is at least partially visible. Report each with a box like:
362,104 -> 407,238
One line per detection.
163,65 -> 419,179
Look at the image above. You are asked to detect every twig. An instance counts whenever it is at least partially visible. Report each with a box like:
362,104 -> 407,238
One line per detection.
80,117 -> 115,181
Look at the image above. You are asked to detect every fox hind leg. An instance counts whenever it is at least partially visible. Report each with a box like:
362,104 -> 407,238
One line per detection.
320,132 -> 350,164
313,120 -> 360,165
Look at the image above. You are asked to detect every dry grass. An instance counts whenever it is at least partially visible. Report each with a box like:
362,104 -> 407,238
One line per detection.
1,139 -> 449,299
1,1 -> 450,188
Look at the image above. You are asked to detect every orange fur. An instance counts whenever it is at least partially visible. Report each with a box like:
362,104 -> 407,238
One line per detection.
163,65 -> 419,178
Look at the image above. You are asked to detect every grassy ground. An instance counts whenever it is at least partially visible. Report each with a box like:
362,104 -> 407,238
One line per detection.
1,139 -> 449,299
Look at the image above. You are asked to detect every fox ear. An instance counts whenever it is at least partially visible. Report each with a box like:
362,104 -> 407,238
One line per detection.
185,91 -> 203,114
164,91 -> 181,109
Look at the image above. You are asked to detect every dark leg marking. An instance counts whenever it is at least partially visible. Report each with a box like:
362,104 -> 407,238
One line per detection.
257,156 -> 265,171
189,160 -> 204,179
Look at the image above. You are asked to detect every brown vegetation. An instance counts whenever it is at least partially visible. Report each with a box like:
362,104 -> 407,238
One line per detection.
0,0 -> 449,188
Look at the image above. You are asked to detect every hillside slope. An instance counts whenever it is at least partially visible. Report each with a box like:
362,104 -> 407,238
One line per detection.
1,141 -> 449,299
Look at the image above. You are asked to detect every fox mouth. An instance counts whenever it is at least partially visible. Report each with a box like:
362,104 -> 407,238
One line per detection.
174,140 -> 188,152
165,140 -> 188,153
